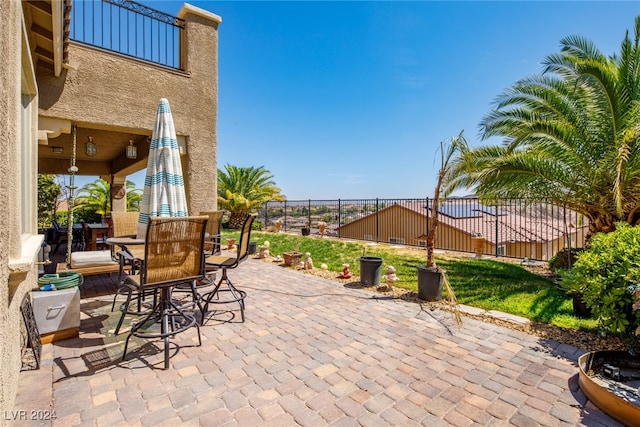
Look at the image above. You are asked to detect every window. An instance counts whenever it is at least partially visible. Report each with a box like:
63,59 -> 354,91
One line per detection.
364,234 -> 373,241
497,245 -> 506,256
20,17 -> 37,237
20,92 -> 34,235
389,237 -> 405,245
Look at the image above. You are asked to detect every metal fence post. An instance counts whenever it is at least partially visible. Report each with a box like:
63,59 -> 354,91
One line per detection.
425,196 -> 430,243
495,202 -> 499,257
375,198 -> 379,243
284,200 -> 288,232
338,199 -> 341,238
264,201 -> 268,229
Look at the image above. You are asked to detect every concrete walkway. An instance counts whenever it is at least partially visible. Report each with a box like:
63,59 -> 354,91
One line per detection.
12,258 -> 618,426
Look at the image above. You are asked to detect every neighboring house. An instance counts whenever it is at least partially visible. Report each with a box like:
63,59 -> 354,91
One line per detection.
338,200 -> 588,260
1,0 -> 221,416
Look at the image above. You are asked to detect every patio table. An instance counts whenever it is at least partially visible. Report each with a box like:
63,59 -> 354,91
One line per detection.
106,237 -> 146,285
87,223 -> 110,251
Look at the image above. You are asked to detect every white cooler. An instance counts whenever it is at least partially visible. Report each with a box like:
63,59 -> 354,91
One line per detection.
31,287 -> 80,343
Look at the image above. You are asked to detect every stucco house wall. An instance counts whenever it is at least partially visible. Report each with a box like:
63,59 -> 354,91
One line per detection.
0,0 -> 43,418
506,227 -> 586,261
1,2 -> 221,419
339,205 -> 485,251
340,205 -> 427,245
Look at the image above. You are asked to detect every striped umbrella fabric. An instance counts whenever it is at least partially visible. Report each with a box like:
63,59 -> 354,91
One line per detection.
137,98 -> 188,238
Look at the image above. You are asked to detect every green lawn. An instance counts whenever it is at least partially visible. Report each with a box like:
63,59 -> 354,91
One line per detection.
222,230 -> 597,331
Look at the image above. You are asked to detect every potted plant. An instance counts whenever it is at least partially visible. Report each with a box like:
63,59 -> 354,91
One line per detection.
470,232 -> 486,258
549,247 -> 590,316
360,245 -> 383,286
417,132 -> 465,325
557,268 -> 592,318
301,222 -> 311,236
283,236 -> 303,266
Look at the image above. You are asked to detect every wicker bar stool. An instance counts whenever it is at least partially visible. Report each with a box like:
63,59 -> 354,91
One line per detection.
120,215 -> 208,369
200,213 -> 256,323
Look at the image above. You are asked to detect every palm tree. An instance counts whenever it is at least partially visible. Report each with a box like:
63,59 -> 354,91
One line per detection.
76,179 -> 111,217
218,164 -> 284,229
125,182 -> 143,211
445,16 -> 640,235
75,179 -> 143,216
426,131 -> 467,270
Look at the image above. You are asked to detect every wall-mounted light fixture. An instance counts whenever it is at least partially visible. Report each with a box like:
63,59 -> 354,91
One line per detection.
126,139 -> 137,159
85,136 -> 97,157
51,146 -> 64,154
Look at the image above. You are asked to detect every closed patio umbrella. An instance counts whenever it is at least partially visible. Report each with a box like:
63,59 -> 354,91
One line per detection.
137,98 -> 188,238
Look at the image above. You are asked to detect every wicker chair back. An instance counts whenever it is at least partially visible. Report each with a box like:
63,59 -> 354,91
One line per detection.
141,216 -> 209,287
111,212 -> 140,238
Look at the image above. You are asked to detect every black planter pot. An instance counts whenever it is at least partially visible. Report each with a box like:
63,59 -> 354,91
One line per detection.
301,227 -> 311,236
571,293 -> 592,318
359,256 -> 383,286
417,266 -> 444,301
248,242 -> 257,255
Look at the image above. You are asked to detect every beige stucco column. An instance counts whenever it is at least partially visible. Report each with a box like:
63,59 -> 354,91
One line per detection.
109,177 -> 127,213
178,5 -> 220,215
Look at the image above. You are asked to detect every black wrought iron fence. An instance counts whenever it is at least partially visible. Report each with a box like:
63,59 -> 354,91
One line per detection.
260,198 -> 588,262
69,0 -> 184,70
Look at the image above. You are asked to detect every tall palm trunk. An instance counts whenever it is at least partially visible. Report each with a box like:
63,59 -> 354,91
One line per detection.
426,132 -> 466,270
228,212 -> 248,230
588,212 -> 618,235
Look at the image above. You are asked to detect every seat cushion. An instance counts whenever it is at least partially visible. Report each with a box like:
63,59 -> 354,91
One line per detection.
70,251 -> 117,268
205,254 -> 237,267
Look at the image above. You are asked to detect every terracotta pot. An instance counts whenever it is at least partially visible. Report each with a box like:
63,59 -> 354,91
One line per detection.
283,251 -> 302,266
578,350 -> 640,427
471,236 -> 485,258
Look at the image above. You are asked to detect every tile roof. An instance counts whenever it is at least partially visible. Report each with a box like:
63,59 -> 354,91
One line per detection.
381,200 -> 587,244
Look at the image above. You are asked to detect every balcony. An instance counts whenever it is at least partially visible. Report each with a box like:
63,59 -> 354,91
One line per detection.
69,0 -> 185,70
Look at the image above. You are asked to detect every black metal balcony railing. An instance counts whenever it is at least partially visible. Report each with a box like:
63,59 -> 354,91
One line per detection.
260,198 -> 589,262
69,0 -> 184,70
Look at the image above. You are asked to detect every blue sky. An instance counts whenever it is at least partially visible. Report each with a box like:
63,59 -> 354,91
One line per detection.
77,1 -> 640,199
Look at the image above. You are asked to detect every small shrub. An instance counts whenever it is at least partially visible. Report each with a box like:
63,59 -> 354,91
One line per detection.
54,211 -> 66,226
561,223 -> 640,342
549,247 -> 584,272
